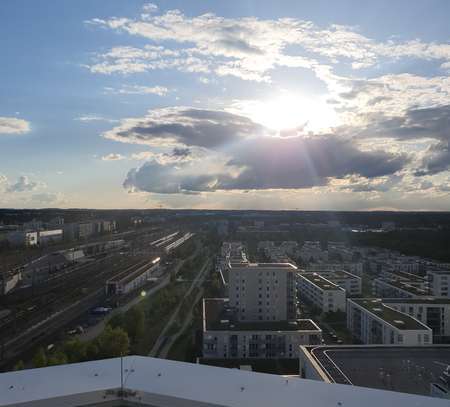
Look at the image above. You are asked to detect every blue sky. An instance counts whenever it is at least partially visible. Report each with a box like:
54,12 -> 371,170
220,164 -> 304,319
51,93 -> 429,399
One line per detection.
1,0 -> 450,210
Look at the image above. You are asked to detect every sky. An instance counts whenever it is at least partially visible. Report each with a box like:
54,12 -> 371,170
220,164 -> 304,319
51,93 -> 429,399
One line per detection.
1,0 -> 450,210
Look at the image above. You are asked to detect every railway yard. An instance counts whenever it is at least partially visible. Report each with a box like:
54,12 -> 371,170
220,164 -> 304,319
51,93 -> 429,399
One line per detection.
0,228 -> 196,369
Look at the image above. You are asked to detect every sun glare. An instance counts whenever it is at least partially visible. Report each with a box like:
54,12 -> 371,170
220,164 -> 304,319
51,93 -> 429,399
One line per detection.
235,93 -> 339,134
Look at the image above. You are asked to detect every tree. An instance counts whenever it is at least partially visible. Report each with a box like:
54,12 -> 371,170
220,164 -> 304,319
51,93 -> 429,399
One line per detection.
32,347 -> 47,368
108,312 -> 125,330
13,360 -> 25,371
86,342 -> 99,360
125,306 -> 145,343
96,325 -> 129,358
47,351 -> 68,366
64,338 -> 87,363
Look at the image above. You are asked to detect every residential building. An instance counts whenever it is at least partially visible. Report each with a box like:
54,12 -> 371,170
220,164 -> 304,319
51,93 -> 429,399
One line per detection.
428,269 -> 450,298
300,270 -> 361,296
297,273 -> 346,312
229,262 -> 297,321
202,298 -> 321,359
347,298 -> 432,345
6,230 -> 38,247
373,278 -> 429,298
383,297 -> 450,342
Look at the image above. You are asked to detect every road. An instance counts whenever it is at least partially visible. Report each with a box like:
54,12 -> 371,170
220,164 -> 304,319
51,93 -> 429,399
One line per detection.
149,257 -> 211,358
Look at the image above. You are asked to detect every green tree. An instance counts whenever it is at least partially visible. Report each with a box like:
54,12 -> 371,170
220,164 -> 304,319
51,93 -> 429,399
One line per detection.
64,338 -> 87,363
32,347 -> 47,368
47,351 -> 68,366
108,312 -> 125,330
96,325 -> 129,358
13,360 -> 25,371
125,306 -> 145,343
86,342 -> 99,360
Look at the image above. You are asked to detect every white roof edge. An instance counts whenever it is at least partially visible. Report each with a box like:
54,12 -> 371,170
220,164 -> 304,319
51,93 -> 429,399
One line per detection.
1,356 -> 449,406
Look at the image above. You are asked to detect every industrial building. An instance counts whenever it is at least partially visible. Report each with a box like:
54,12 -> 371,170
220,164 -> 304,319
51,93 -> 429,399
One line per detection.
297,273 -> 346,312
1,355 -> 448,406
106,257 -> 160,295
202,298 -> 322,359
346,298 -> 432,345
299,345 -> 450,399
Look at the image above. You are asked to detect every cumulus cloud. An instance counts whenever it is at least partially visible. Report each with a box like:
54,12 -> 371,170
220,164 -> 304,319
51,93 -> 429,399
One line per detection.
102,106 -> 269,148
101,153 -> 126,161
6,176 -> 43,193
115,107 -> 407,194
0,117 -> 30,135
85,8 -> 450,83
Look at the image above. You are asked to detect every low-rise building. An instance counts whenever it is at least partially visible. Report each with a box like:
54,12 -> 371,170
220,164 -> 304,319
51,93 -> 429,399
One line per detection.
38,229 -> 63,245
383,297 -> 450,342
301,270 -> 361,296
373,278 -> 429,298
347,298 -> 433,345
297,273 -> 346,312
6,230 -> 38,247
202,298 -> 322,359
299,241 -> 328,263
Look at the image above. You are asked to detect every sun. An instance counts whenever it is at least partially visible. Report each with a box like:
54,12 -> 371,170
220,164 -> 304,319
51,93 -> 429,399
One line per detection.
234,93 -> 339,134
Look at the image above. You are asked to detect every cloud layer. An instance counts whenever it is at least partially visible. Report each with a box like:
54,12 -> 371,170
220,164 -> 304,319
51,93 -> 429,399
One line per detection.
0,117 -> 30,135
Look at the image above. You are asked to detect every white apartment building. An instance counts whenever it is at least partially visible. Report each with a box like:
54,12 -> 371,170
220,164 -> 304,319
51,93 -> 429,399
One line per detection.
202,298 -> 322,359
347,298 -> 433,345
229,263 -> 297,321
306,262 -> 364,277
428,270 -> 450,298
299,241 -> 328,263
301,270 -> 362,296
380,269 -> 427,289
383,298 -> 450,340
297,273 -> 346,312
373,278 -> 429,298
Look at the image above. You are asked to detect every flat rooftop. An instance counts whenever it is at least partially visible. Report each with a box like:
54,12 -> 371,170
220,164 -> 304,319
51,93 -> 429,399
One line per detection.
230,262 -> 298,272
298,273 -> 343,291
376,278 -> 429,296
204,298 -> 320,332
383,297 -> 450,305
1,355 -> 448,407
384,270 -> 425,283
349,298 -> 430,330
302,270 -> 359,280
304,345 -> 450,397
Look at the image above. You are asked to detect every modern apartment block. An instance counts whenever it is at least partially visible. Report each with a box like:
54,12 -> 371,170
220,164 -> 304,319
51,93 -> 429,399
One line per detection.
347,298 -> 433,345
383,297 -> 450,341
428,269 -> 450,298
228,262 -> 297,321
297,273 -> 346,312
202,298 -> 321,359
301,270 -> 362,296
373,278 -> 429,298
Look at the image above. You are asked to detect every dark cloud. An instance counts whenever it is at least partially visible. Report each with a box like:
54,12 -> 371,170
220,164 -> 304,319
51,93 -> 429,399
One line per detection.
104,107 -> 268,148
123,135 -> 407,194
362,104 -> 450,142
416,141 -> 450,175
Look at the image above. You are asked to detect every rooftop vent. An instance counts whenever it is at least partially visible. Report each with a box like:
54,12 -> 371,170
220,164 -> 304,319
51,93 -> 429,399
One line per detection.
373,307 -> 382,312
220,319 -> 229,324
394,320 -> 405,325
